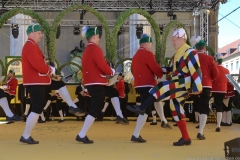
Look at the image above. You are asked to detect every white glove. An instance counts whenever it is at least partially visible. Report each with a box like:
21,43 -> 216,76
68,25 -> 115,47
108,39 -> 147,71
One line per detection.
50,66 -> 56,75
2,85 -> 7,89
111,68 -> 115,76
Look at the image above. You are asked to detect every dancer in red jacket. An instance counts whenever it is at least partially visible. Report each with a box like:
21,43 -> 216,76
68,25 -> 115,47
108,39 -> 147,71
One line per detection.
211,53 -> 230,132
4,70 -> 18,105
76,26 -> 116,144
193,40 -> 219,139
129,34 -> 171,143
20,23 -> 85,144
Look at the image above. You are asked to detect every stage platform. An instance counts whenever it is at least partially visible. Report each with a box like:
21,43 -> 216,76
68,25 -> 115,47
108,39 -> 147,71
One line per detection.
0,118 -> 239,160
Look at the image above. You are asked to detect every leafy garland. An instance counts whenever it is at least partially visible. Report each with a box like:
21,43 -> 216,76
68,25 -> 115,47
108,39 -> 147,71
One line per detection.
111,9 -> 161,64
51,4 -> 111,63
0,8 -> 50,57
206,46 -> 215,57
0,8 -> 216,78
161,20 -> 189,60
56,62 -> 82,75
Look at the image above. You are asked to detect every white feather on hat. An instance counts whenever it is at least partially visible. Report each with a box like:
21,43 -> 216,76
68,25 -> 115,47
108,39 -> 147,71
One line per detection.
215,53 -> 223,60
81,26 -> 89,38
189,36 -> 202,48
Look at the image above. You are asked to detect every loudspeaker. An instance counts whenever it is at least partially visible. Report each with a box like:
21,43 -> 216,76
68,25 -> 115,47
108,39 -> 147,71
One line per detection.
224,138 -> 240,158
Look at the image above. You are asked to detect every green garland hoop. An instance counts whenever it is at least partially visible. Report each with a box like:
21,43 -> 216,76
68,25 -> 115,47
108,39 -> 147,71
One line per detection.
206,46 -> 215,57
112,9 -> 161,64
0,8 -> 50,58
51,4 -> 111,62
56,62 -> 82,75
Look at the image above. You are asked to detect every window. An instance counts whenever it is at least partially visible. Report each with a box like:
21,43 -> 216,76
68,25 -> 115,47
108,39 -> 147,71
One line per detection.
236,61 -> 239,70
226,65 -> 228,69
231,63 -> 233,71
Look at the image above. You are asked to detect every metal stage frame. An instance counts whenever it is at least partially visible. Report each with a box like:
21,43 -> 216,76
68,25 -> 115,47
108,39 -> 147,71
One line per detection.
0,0 -> 221,12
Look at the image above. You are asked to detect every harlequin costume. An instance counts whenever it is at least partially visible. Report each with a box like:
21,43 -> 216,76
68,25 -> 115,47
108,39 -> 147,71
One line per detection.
127,28 -> 202,146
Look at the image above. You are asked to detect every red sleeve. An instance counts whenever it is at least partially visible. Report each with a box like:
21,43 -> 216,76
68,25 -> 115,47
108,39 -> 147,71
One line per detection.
210,57 -> 219,81
25,44 -> 51,75
145,51 -> 163,78
93,47 -> 113,76
8,79 -> 18,90
116,80 -> 125,97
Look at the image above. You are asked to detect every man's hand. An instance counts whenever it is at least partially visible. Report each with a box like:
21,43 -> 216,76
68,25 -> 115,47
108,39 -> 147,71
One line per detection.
50,66 -> 56,75
111,68 -> 115,76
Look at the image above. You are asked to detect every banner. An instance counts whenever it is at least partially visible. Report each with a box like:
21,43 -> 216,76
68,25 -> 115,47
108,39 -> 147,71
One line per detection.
5,56 -> 22,78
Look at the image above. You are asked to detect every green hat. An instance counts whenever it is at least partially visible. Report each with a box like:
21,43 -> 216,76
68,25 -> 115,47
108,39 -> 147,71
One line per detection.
26,23 -> 42,34
9,69 -> 14,74
86,27 -> 99,38
195,40 -> 206,48
139,34 -> 152,44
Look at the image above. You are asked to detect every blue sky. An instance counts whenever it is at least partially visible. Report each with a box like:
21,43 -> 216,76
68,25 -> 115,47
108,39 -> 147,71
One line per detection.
218,0 -> 240,48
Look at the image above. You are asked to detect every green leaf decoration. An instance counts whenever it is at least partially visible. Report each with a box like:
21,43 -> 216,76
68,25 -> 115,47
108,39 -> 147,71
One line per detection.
51,4 -> 110,63
112,9 -> 161,64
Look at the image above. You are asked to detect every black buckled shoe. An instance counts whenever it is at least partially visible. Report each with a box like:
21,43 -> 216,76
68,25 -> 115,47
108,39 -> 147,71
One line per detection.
38,120 -> 46,123
161,121 -> 172,129
126,105 -> 145,115
215,127 -> 220,132
173,138 -> 191,146
21,114 -> 27,119
197,133 -> 205,140
150,122 -> 157,125
6,114 -> 22,121
195,125 -> 199,129
20,136 -> 39,144
58,119 -> 64,123
131,135 -> 146,143
116,116 -> 129,125
173,123 -> 177,126
76,135 -> 93,144
68,107 -> 85,117
6,121 -> 14,124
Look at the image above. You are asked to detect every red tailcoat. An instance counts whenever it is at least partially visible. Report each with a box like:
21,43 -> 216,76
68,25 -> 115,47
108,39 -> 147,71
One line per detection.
22,38 -> 51,85
7,77 -> 18,96
116,79 -> 125,98
132,47 -> 163,88
82,42 -> 113,86
198,51 -> 219,88
212,65 -> 230,93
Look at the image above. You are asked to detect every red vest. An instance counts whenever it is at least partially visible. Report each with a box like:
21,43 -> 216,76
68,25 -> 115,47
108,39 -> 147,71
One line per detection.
82,42 -> 113,86
198,52 -> 219,88
22,38 -> 51,85
116,79 -> 125,98
212,65 -> 230,93
132,47 -> 163,88
7,77 -> 18,96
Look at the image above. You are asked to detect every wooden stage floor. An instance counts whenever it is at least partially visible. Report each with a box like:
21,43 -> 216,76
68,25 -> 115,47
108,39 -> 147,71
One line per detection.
0,119 -> 239,160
